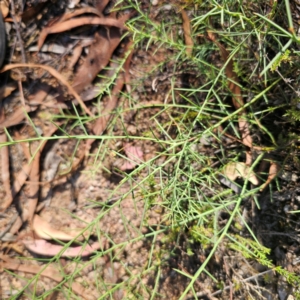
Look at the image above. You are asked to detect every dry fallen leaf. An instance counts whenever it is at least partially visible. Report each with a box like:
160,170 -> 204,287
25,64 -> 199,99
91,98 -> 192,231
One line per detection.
38,16 -> 126,51
120,144 -> 144,171
32,214 -> 83,241
260,161 -> 281,191
0,82 -> 17,100
1,63 -> 93,116
0,95 -> 54,212
25,124 -> 59,224
53,6 -> 104,23
91,67 -> 126,135
21,2 -> 47,23
223,162 -> 259,185
71,14 -> 129,93
22,239 -> 101,257
0,133 -> 12,210
0,86 -> 49,131
82,40 -> 132,162
0,0 -> 9,18
181,9 -> 193,56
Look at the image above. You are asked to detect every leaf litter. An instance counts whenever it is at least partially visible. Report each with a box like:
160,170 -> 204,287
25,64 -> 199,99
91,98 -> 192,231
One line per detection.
0,1 -> 298,299
0,1 -> 135,297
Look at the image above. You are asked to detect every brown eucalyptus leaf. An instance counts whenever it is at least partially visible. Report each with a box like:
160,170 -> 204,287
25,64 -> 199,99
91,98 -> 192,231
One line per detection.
23,239 -> 101,257
33,214 -> 83,241
260,161 -> 281,191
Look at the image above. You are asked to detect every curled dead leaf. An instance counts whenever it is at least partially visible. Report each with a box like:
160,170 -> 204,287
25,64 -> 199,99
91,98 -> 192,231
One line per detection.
33,214 -> 83,241
260,161 -> 281,191
223,162 -> 259,185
